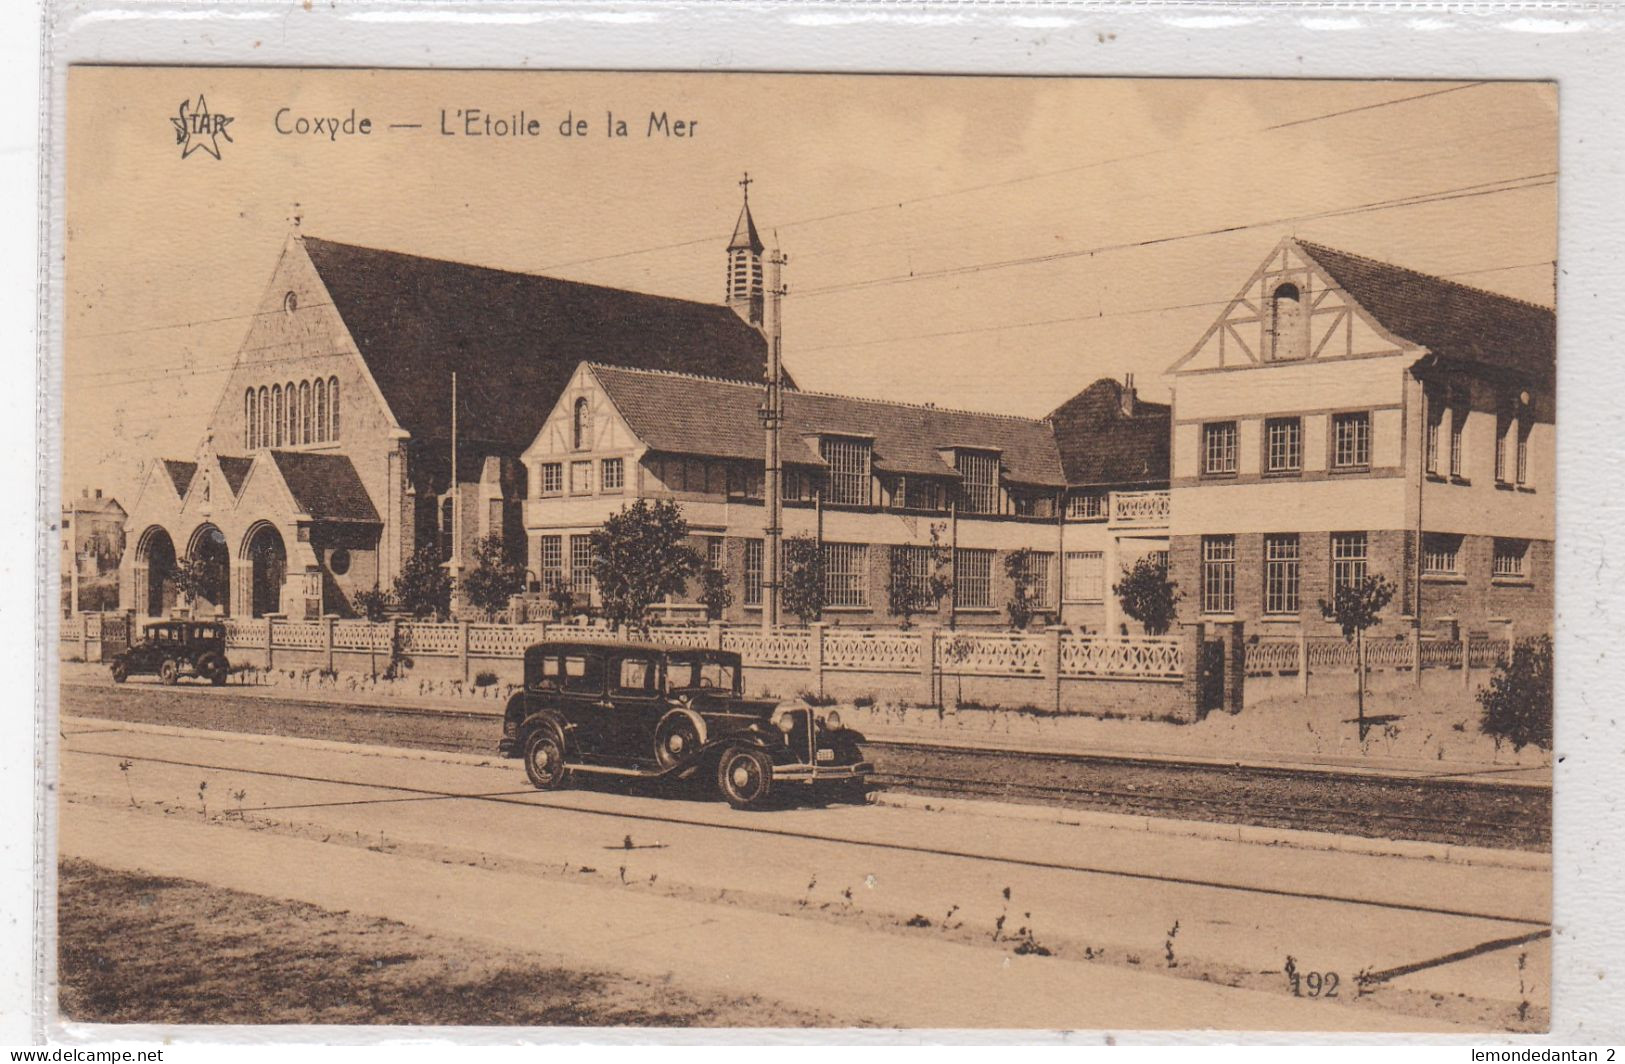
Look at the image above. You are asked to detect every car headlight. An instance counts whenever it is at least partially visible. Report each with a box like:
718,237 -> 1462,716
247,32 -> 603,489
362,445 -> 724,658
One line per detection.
825,710 -> 843,731
773,709 -> 797,734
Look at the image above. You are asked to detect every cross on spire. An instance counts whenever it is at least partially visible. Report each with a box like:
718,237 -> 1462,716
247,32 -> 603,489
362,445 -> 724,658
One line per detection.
738,171 -> 753,201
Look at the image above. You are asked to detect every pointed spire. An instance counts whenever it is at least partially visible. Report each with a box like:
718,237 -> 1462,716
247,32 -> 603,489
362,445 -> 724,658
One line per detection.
729,171 -> 764,254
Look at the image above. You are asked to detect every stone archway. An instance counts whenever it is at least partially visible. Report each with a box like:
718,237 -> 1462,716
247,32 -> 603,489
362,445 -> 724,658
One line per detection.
186,523 -> 231,617
136,526 -> 178,618
243,522 -> 287,618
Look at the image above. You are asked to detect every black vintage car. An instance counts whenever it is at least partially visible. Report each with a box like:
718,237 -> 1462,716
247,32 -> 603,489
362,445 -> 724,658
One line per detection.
499,640 -> 873,809
110,621 -> 230,686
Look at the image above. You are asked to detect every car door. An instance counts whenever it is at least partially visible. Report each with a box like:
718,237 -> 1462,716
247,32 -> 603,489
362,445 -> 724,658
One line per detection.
607,652 -> 664,765
557,651 -> 610,757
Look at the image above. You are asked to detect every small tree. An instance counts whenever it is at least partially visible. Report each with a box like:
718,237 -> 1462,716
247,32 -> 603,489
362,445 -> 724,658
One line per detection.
395,545 -> 454,620
1478,635 -> 1553,753
546,579 -> 578,621
352,586 -> 392,622
171,554 -> 226,614
588,499 -> 703,632
887,524 -> 953,629
1003,548 -> 1036,631
461,533 -> 526,616
1317,573 -> 1397,740
699,567 -> 733,622
781,533 -> 827,625
1114,556 -> 1182,636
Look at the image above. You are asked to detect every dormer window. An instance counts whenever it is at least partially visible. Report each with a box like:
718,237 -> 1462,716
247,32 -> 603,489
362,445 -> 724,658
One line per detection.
1267,281 -> 1306,361
820,436 -> 872,507
955,450 -> 1000,514
572,397 -> 591,451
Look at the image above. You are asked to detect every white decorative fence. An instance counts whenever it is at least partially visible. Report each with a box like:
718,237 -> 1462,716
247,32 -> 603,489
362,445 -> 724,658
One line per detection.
1244,633 -> 1514,695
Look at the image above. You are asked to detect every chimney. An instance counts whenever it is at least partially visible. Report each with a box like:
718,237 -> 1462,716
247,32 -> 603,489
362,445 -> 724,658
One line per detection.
94,489 -> 102,499
1121,373 -> 1137,417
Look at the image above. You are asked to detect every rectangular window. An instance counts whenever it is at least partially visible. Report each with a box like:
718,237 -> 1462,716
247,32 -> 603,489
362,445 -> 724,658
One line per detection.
1203,422 -> 1238,476
1516,421 -> 1530,486
1020,551 -> 1055,608
1063,551 -> 1105,603
570,460 -> 593,495
705,536 -> 724,572
1425,395 -> 1442,475
601,457 -> 624,491
1494,415 -> 1509,483
1449,411 -> 1465,477
1332,412 -> 1371,469
822,438 -> 872,507
823,543 -> 869,608
1422,532 -> 1462,575
954,548 -> 994,609
728,463 -> 763,500
1263,534 -> 1300,614
1331,532 -> 1367,591
743,538 -> 763,606
1493,538 -> 1529,578
894,476 -> 945,512
539,535 -> 563,590
1067,492 -> 1106,520
1201,536 -> 1235,614
615,656 -> 658,695
1012,492 -> 1055,518
1265,417 -> 1302,473
956,451 -> 1000,514
541,463 -> 563,495
569,534 -> 595,595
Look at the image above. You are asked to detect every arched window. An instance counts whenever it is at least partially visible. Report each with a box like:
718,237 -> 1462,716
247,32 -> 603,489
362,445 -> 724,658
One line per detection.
299,380 -> 312,444
314,379 -> 327,443
258,387 -> 270,449
572,397 -> 591,450
245,389 -> 255,450
272,385 -> 284,447
1268,282 -> 1306,361
328,377 -> 340,440
285,382 -> 297,444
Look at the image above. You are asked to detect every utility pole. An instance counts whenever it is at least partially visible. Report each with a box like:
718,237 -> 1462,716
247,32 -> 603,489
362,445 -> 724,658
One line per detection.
759,245 -> 787,631
449,372 -> 461,584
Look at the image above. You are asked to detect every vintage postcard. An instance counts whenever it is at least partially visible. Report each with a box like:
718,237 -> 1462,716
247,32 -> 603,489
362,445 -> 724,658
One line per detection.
54,66 -> 1555,1034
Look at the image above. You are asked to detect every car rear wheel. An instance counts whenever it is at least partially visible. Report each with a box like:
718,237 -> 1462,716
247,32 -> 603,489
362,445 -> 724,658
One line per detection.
198,653 -> 228,686
716,746 -> 773,810
523,730 -> 569,791
654,714 -> 702,769
158,658 -> 180,685
109,660 -> 128,684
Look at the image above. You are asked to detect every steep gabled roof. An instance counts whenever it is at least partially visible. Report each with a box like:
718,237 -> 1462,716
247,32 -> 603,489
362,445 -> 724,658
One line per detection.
729,201 -> 764,254
267,451 -> 380,523
1296,240 -> 1555,378
300,237 -> 771,453
216,456 -> 254,497
162,460 -> 197,498
1045,379 -> 1170,488
592,364 -> 1067,486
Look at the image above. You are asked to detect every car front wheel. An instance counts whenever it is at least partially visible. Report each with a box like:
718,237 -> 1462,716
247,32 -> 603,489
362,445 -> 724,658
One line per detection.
523,730 -> 569,791
654,714 -> 702,769
716,746 -> 774,810
198,653 -> 228,686
158,658 -> 180,685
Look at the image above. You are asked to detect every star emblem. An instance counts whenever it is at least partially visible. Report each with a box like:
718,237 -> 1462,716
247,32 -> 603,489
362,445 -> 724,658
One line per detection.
172,94 -> 234,160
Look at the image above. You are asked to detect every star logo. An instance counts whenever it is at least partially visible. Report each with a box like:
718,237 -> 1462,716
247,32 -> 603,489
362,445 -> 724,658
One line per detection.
171,95 -> 234,160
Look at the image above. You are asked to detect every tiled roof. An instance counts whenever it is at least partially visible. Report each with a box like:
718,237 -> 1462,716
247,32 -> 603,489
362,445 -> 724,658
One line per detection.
216,456 -> 254,497
267,451 -> 380,523
301,237 -> 772,453
162,460 -> 197,498
1045,379 -> 1170,487
591,364 -> 1067,486
1297,241 -> 1555,379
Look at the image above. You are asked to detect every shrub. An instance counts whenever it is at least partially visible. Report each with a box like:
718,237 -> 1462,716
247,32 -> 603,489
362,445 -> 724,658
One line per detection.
1113,556 -> 1181,636
473,670 -> 499,688
395,545 -> 453,619
352,586 -> 392,622
699,567 -> 733,621
1002,549 -> 1036,631
462,533 -> 526,615
1478,635 -> 1553,752
781,534 -> 826,624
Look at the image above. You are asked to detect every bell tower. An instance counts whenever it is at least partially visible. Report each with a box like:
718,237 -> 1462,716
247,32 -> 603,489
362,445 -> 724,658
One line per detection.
726,172 -> 765,326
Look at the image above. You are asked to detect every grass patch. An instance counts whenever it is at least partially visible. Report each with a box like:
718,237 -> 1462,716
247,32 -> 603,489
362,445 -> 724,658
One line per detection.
57,858 -> 845,1027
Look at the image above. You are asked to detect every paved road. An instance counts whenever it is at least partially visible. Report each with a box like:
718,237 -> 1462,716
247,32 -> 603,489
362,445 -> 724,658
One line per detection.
61,679 -> 1551,849
56,716 -> 1550,1032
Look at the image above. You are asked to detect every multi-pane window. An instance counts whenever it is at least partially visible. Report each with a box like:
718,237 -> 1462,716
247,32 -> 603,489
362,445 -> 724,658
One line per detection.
1331,532 -> 1367,591
1517,421 -> 1530,486
822,438 -> 872,507
1265,417 -> 1302,473
541,463 -> 562,495
705,536 -> 724,572
1493,538 -> 1529,578
1332,412 -> 1371,469
1067,492 -> 1106,520
1425,395 -> 1442,475
1019,552 -> 1055,608
539,535 -> 563,590
601,457 -> 624,491
823,543 -> 869,608
1422,532 -> 1461,575
570,460 -> 593,495
894,477 -> 946,512
1263,534 -> 1300,614
743,539 -> 763,606
1495,414 -> 1510,483
1201,536 -> 1236,614
569,534 -> 595,596
727,463 -> 763,500
956,452 -> 1000,514
1203,422 -> 1238,476
572,398 -> 591,450
1448,410 -> 1465,477
1063,551 -> 1105,603
954,548 -> 994,609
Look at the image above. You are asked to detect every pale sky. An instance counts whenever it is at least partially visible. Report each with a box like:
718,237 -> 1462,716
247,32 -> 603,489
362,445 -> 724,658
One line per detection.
64,69 -> 1557,507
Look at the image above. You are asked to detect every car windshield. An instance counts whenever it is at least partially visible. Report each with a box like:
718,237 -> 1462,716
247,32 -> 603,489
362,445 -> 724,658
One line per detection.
664,656 -> 737,694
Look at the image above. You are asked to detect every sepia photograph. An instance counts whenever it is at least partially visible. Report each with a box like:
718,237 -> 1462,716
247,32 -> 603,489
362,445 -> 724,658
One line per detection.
53,66 -> 1555,1034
